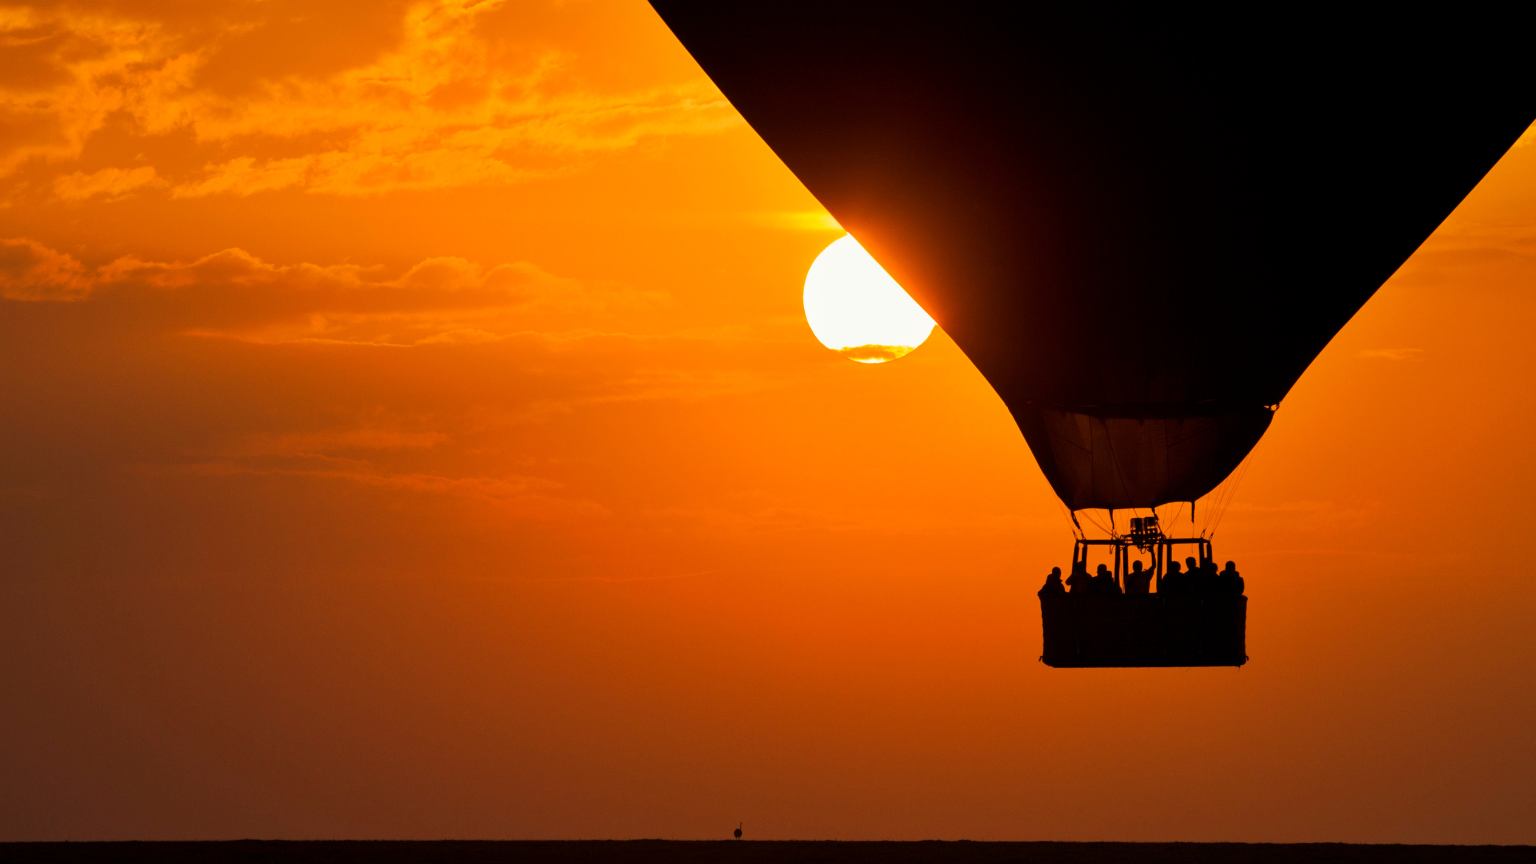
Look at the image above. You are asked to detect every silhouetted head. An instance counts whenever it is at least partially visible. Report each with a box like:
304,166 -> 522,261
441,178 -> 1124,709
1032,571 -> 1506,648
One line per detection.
1096,563 -> 1109,576
1223,560 -> 1237,573
1168,561 -> 1182,574
1050,566 -> 1061,577
1131,560 -> 1144,572
1185,556 -> 1197,571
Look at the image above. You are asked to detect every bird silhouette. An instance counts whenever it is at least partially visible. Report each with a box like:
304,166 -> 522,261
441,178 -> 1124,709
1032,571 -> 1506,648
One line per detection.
733,822 -> 742,840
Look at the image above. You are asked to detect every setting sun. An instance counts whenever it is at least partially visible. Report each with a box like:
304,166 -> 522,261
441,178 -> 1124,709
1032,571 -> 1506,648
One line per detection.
803,234 -> 936,363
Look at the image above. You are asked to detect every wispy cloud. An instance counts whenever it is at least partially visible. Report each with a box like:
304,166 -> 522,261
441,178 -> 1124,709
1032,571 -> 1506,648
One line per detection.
157,459 -> 609,521
838,344 -> 916,364
0,236 -> 663,343
230,426 -> 450,460
53,165 -> 165,201
0,237 -> 89,301
1358,347 -> 1424,361
135,414 -> 607,520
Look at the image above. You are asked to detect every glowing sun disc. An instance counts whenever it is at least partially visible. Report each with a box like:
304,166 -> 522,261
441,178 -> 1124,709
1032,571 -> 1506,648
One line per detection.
803,234 -> 935,364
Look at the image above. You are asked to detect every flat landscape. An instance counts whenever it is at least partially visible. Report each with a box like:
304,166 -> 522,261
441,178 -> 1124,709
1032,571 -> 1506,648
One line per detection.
4,842 -> 1534,864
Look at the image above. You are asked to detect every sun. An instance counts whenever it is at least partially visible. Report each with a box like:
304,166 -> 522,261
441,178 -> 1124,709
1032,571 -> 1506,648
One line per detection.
803,234 -> 935,363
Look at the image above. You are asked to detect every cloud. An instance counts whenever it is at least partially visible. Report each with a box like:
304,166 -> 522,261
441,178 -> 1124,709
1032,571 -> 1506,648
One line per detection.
1358,347 -> 1424,361
230,426 -> 450,460
502,363 -> 784,425
1429,224 -> 1536,259
52,165 -> 164,200
0,0 -> 740,200
0,236 -> 662,342
0,237 -> 90,301
0,6 -> 189,175
837,344 -> 916,364
124,410 -> 610,521
156,459 -> 609,521
130,409 -> 609,521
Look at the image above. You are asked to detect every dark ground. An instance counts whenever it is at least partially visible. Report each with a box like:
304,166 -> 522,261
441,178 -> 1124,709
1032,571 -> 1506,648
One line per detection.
3,842 -> 1533,864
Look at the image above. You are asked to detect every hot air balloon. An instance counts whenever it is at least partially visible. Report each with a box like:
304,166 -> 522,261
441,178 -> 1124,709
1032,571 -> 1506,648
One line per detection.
650,4 -> 1536,666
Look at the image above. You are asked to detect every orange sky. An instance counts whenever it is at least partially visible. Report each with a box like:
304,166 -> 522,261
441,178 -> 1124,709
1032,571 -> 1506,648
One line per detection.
2,0 -> 1534,844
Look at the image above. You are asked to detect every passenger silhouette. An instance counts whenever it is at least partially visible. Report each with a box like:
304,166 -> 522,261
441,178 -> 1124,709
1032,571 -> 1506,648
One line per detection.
1162,560 -> 1184,595
1126,560 -> 1151,594
1066,562 -> 1090,593
1187,557 -> 1213,594
1039,566 -> 1066,595
1094,563 -> 1121,595
1220,560 -> 1245,595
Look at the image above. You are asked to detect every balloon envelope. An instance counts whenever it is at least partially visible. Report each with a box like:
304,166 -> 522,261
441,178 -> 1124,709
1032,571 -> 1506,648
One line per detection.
652,4 -> 1535,510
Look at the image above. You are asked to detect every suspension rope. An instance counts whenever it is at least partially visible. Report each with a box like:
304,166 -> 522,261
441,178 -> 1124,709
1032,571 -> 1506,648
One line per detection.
1081,508 -> 1112,536
1208,432 -> 1266,540
1167,500 -> 1185,529
1068,507 -> 1084,538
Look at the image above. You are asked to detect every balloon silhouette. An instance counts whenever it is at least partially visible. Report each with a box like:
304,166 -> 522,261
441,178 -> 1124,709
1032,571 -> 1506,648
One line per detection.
652,5 -> 1534,511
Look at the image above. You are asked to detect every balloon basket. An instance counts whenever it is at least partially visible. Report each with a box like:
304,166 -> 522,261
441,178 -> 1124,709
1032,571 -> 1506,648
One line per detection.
1039,593 -> 1247,668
